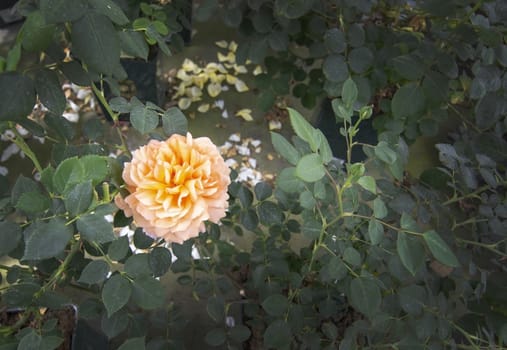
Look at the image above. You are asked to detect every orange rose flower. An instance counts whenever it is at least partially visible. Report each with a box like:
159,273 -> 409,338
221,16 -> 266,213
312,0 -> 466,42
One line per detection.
115,133 -> 231,243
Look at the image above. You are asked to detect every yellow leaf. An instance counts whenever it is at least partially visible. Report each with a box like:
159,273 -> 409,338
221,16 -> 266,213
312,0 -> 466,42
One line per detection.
235,108 -> 253,121
208,72 -> 225,84
234,65 -> 248,74
228,41 -> 238,52
253,65 -> 264,76
215,40 -> 228,48
192,73 -> 208,89
218,52 -> 235,64
207,83 -> 222,97
178,98 -> 191,110
234,78 -> 249,92
226,74 -> 237,84
173,82 -> 187,98
182,58 -> 199,73
176,69 -> 191,82
197,104 -> 210,113
186,86 -> 203,101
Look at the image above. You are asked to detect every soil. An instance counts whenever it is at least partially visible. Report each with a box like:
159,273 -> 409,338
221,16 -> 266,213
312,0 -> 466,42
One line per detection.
0,305 -> 77,350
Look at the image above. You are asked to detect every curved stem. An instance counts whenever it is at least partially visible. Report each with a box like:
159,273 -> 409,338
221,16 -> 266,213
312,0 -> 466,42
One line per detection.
8,123 -> 43,173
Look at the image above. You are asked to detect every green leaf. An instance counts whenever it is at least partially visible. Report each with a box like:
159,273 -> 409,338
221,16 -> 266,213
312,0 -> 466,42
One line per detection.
319,256 -> 347,282
101,309 -> 128,339
399,285 -> 426,315
276,167 -> 304,193
357,176 -> 376,194
18,330 -> 42,350
257,201 -> 284,225
88,0 -> 129,25
296,154 -> 325,182
131,275 -> 165,310
15,191 -> 51,213
271,132 -> 300,165
162,107 -> 188,136
323,54 -> 348,83
102,274 -> 131,317
348,47 -> 374,74
81,155 -> 109,186
207,296 -> 225,323
53,155 -> 105,194
0,221 -> 21,256
64,181 -> 93,216
148,247 -> 172,277
78,260 -> 110,285
34,69 -> 66,117
375,141 -> 397,165
108,236 -> 130,261
343,247 -> 361,267
423,230 -> 459,267
254,182 -> 272,201
40,0 -> 87,23
342,77 -> 358,107
347,23 -> 365,47
77,214 -> 115,243
373,198 -> 388,219
130,105 -> 159,134
240,209 -> 259,231
316,129 -> 333,164
125,254 -> 151,278
391,83 -> 426,119
324,28 -> 346,54
53,157 -> 83,194
21,11 -> 56,52
299,190 -> 316,209
397,232 -> 425,276
118,31 -> 149,60
204,328 -> 226,347
71,13 -> 121,76
288,108 -> 318,151
348,277 -> 381,318
392,55 -> 424,80
118,337 -> 145,350
0,73 -> 36,121
301,211 -> 322,240
262,294 -> 289,317
368,219 -> 384,245
194,0 -> 218,21
23,218 -> 72,261
264,320 -> 292,349
229,325 -> 252,343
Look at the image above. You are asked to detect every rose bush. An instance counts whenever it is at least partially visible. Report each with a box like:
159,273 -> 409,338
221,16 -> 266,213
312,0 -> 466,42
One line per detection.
115,133 -> 231,243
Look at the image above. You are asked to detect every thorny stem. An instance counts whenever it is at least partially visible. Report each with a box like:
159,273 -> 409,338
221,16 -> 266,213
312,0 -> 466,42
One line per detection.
1,241 -> 81,336
443,181 -> 507,206
91,82 -> 132,158
456,238 -> 507,258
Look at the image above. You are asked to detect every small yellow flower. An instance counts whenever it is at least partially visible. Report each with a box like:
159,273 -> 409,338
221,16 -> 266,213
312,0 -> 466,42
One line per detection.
235,108 -> 253,121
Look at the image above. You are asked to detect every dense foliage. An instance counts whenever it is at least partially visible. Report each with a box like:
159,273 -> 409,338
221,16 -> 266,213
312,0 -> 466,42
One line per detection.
0,0 -> 506,349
